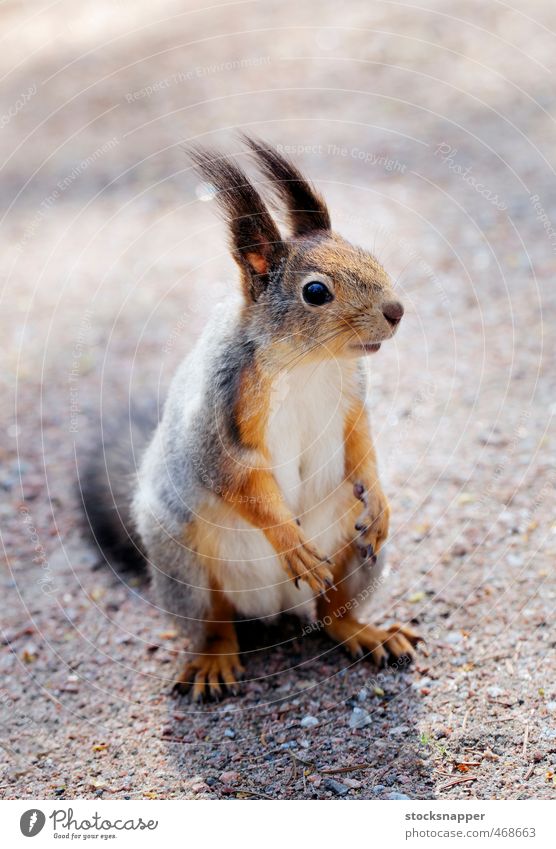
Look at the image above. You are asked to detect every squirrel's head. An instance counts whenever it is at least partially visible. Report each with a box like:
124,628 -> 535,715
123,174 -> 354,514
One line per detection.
191,137 -> 404,360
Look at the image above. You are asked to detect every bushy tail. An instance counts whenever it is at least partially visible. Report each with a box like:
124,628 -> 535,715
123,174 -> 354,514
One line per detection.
78,403 -> 159,572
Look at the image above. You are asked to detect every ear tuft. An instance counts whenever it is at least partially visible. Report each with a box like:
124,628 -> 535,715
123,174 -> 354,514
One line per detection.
241,135 -> 331,237
245,251 -> 269,275
189,145 -> 283,300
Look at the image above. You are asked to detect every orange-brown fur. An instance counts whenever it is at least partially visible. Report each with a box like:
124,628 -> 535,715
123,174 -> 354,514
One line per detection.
317,547 -> 420,666
344,399 -> 390,554
233,361 -> 271,452
174,585 -> 243,700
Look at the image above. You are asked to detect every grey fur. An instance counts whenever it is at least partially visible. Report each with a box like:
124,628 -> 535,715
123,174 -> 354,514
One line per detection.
79,402 -> 159,572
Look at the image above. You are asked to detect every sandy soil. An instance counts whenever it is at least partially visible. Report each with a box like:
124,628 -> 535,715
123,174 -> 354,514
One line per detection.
1,0 -> 555,800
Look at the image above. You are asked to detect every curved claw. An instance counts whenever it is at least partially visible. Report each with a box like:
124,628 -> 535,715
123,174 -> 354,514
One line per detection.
353,482 -> 366,502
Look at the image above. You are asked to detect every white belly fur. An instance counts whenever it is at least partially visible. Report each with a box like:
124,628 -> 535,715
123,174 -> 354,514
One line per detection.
219,359 -> 354,620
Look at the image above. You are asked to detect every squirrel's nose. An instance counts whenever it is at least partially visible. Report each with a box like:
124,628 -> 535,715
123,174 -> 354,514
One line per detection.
382,300 -> 404,326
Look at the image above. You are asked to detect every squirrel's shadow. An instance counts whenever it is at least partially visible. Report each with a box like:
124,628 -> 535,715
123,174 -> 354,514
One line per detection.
167,614 -> 431,799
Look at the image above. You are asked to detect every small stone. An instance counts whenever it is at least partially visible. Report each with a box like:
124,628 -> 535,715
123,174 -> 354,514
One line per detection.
478,429 -> 508,447
191,781 -> 209,793
372,784 -> 385,794
389,725 -> 410,735
445,631 -> 463,644
387,791 -> 410,800
541,728 -> 556,740
499,510 -> 517,530
323,778 -> 349,796
300,715 -> 319,728
349,707 -> 372,729
219,770 -> 240,784
224,728 -> 236,738
408,590 -> 425,603
357,688 -> 368,702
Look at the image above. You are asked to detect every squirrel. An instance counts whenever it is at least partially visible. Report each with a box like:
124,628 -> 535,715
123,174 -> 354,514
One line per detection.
80,136 -> 420,701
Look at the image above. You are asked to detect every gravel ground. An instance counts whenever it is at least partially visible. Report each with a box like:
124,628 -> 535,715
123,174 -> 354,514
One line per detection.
1,0 -> 555,800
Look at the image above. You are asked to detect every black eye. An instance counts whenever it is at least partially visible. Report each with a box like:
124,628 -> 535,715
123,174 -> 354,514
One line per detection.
302,280 -> 333,306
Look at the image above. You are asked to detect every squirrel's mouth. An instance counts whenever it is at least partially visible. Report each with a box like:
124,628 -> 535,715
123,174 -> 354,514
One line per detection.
351,342 -> 382,355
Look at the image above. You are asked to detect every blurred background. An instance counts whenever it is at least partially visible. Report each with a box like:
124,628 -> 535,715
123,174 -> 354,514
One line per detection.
1,0 -> 555,800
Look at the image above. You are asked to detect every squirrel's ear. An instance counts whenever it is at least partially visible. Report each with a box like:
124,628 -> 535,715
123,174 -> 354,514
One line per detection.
242,135 -> 331,237
189,146 -> 285,301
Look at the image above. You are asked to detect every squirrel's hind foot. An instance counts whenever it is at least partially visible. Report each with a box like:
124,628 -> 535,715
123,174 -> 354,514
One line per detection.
325,618 -> 422,667
173,647 -> 245,702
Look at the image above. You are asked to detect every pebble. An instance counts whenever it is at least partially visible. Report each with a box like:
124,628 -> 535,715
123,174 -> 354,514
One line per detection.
507,554 -> 524,567
300,715 -> 319,728
357,688 -> 368,702
191,781 -> 209,793
413,676 -> 431,689
224,728 -> 236,738
349,707 -> 372,729
323,778 -> 349,796
387,792 -> 411,800
389,725 -> 410,735
219,771 -> 240,784
541,728 -> 556,740
478,430 -> 508,447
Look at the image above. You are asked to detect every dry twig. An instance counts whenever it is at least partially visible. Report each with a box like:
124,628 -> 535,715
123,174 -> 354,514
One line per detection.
439,776 -> 478,791
522,724 -> 529,758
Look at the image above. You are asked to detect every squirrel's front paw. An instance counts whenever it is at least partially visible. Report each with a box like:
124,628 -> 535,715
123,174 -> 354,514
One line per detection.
282,538 -> 335,597
353,481 -> 390,557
